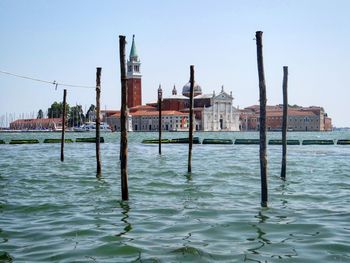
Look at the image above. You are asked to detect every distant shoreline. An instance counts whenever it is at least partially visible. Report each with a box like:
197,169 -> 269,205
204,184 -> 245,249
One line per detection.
0,129 -> 347,133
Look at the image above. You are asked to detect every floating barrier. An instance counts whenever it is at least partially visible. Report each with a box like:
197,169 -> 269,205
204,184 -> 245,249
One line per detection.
202,139 -> 233,144
170,137 -> 200,144
142,137 -> 201,144
76,137 -> 104,143
302,140 -> 334,145
43,139 -> 74,143
337,139 -> 350,145
268,139 -> 300,145
142,139 -> 171,144
3,137 -> 346,146
234,139 -> 260,145
9,139 -> 40,144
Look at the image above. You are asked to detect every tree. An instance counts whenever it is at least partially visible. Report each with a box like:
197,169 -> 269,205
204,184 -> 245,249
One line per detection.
86,104 -> 96,122
68,105 -> 85,127
37,109 -> 44,119
48,101 -> 70,119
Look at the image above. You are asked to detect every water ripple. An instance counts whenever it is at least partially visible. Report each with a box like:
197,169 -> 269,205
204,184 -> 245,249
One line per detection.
0,131 -> 349,262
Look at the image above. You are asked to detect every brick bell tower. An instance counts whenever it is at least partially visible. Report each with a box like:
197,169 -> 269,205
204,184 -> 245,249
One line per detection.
127,35 -> 142,108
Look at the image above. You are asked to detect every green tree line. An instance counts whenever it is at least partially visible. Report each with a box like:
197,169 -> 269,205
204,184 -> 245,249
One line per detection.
36,103 -> 96,127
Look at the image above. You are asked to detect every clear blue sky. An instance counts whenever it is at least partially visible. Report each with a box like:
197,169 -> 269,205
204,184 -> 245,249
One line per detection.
1,0 -> 349,127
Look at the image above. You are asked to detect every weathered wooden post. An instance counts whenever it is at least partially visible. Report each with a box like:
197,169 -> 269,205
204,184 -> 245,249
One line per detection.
188,65 -> 194,173
158,84 -> 163,155
281,66 -> 288,180
60,89 -> 67,162
96,67 -> 102,177
255,31 -> 268,207
119,35 -> 128,200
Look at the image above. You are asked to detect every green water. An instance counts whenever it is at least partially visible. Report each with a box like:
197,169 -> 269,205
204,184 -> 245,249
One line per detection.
0,131 -> 349,262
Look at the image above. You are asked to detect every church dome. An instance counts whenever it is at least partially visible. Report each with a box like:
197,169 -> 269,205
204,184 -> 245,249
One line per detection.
182,81 -> 202,97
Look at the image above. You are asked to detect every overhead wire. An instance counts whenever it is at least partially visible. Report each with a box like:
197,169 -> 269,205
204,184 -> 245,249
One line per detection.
0,69 -> 95,89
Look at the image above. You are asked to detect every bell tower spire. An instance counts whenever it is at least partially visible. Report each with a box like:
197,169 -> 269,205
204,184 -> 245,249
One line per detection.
129,34 -> 138,61
127,35 -> 142,108
172,85 -> 177,95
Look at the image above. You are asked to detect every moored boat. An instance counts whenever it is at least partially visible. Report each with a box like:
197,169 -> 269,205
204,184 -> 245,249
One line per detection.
73,122 -> 112,132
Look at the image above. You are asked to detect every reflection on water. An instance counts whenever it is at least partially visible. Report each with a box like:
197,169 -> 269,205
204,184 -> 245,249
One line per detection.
116,201 -> 132,237
244,211 -> 271,262
0,251 -> 13,262
278,181 -> 289,208
244,209 -> 302,262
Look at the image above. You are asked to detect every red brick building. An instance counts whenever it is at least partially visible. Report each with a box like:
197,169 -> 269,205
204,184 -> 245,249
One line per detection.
324,116 -> 333,131
161,86 -> 189,111
10,118 -> 62,130
127,35 -> 142,108
240,105 -> 332,131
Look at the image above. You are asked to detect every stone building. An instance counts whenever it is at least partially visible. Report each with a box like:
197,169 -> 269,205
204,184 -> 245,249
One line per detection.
131,110 -> 188,131
201,87 -> 240,131
106,108 -> 188,132
239,105 -> 332,131
105,112 -> 133,132
179,84 -> 240,131
147,84 -> 240,131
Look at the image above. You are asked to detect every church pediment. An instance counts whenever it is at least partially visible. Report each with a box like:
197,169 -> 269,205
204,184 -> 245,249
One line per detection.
214,91 -> 232,101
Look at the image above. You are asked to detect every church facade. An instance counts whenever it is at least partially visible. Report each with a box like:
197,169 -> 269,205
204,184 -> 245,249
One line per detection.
160,83 -> 240,131
201,88 -> 240,131
107,35 -> 240,132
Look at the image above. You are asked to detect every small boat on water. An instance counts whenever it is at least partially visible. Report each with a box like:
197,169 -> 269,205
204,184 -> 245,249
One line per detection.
73,122 -> 112,132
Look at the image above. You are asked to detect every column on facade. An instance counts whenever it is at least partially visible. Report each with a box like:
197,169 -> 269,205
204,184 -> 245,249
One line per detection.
230,102 -> 233,130
216,102 -> 219,130
212,102 -> 215,130
225,102 -> 228,129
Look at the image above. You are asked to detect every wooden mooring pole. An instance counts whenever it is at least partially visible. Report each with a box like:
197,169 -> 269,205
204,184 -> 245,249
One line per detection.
281,66 -> 288,180
187,65 -> 194,173
158,84 -> 163,155
119,35 -> 128,200
60,89 -> 67,162
255,31 -> 268,207
96,67 -> 102,177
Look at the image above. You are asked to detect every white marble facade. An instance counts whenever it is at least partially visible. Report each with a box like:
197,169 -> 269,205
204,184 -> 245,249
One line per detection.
202,88 -> 240,131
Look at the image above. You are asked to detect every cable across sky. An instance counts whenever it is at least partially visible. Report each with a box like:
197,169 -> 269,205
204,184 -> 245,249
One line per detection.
0,69 -> 95,89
